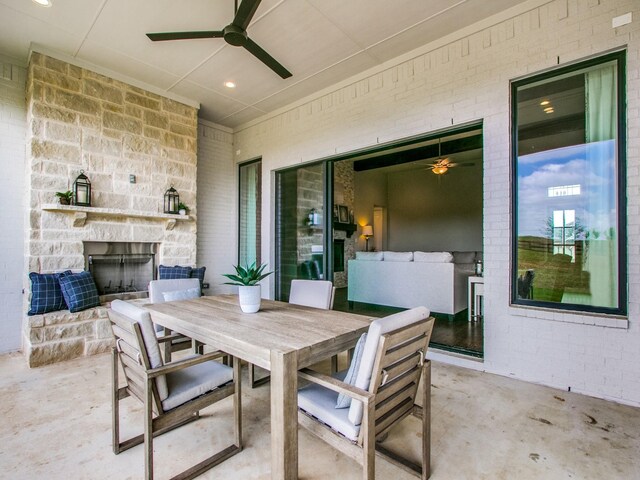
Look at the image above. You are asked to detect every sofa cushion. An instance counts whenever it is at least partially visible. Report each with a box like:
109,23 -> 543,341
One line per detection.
27,270 -> 72,315
355,251 -> 383,261
413,251 -> 453,263
58,271 -> 100,313
383,251 -> 413,262
158,265 -> 192,279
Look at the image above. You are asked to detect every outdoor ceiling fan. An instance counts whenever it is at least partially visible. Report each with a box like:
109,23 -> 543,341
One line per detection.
146,0 -> 292,79
424,138 -> 474,175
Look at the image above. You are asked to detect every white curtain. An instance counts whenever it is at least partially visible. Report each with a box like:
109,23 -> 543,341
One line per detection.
584,64 -> 617,307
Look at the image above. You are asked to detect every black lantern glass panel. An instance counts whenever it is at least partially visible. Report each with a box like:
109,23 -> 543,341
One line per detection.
73,170 -> 91,206
164,186 -> 179,214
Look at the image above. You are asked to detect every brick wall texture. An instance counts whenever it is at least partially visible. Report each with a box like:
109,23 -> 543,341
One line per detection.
232,0 -> 640,405
0,55 -> 26,353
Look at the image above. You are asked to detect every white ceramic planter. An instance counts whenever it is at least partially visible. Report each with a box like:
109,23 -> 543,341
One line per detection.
238,285 -> 261,313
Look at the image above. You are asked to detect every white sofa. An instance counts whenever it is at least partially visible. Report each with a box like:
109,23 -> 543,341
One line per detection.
347,251 -> 476,315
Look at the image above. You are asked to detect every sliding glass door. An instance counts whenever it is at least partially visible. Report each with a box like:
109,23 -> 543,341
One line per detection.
275,162 -> 327,301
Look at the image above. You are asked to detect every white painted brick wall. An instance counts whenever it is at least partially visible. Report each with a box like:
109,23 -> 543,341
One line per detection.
230,0 -> 640,405
0,55 -> 26,353
196,120 -> 237,295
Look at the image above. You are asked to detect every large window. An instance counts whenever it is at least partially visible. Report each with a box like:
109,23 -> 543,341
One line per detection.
239,159 -> 261,266
512,51 -> 626,314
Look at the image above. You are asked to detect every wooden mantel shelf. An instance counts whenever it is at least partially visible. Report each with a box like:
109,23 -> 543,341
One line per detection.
41,204 -> 193,230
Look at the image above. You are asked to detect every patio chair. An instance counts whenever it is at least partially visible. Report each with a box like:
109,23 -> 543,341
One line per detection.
109,300 -> 242,480
249,279 -> 335,388
297,306 -> 435,480
149,278 -> 202,361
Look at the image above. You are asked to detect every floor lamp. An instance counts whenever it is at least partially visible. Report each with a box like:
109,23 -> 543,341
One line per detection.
362,225 -> 373,252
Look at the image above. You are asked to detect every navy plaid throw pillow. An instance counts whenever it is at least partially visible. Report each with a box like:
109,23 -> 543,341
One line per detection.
58,271 -> 100,313
28,270 -> 72,315
158,265 -> 192,279
190,266 -> 206,289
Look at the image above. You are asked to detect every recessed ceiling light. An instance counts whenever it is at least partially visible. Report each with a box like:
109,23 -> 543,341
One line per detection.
540,100 -> 550,106
224,81 -> 236,89
32,0 -> 52,7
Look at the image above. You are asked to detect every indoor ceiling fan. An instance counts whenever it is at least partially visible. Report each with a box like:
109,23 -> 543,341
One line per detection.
146,0 -> 292,79
424,138 -> 474,175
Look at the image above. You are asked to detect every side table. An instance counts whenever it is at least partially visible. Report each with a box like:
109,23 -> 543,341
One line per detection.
468,276 -> 484,322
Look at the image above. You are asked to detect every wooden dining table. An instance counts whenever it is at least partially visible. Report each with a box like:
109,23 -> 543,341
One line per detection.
144,294 -> 372,480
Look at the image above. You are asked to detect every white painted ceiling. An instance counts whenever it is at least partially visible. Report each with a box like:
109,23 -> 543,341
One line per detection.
0,0 -> 528,127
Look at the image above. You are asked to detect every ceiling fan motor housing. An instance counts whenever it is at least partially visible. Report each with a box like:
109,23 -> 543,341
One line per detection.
223,24 -> 248,46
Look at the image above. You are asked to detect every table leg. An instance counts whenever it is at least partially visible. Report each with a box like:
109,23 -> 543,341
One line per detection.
270,350 -> 298,480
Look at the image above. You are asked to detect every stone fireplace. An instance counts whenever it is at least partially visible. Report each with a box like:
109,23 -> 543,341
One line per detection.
23,52 -> 199,367
85,241 -> 158,299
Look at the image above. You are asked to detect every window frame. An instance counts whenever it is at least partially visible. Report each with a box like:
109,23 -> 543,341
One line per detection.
510,50 -> 627,316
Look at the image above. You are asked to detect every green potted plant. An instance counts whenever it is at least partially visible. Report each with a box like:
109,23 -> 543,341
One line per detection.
55,190 -> 74,205
222,262 -> 273,313
178,202 -> 189,216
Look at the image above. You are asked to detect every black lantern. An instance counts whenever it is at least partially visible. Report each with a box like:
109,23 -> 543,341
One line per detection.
73,170 -> 91,206
164,185 -> 179,214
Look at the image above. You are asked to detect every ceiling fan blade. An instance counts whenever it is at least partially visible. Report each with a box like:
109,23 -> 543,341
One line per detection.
451,162 -> 475,167
243,37 -> 292,79
146,31 -> 224,42
233,0 -> 262,30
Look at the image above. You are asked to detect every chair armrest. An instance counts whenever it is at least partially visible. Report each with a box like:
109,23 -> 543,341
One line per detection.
147,351 -> 231,378
157,333 -> 188,344
298,368 -> 373,404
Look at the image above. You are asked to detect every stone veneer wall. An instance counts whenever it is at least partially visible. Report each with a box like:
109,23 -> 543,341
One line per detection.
23,52 -> 198,367
333,160 -> 355,288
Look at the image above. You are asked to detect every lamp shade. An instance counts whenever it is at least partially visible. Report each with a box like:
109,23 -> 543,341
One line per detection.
362,225 -> 373,237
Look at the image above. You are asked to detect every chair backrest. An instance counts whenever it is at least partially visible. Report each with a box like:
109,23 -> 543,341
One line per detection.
109,300 -> 169,407
348,306 -> 433,427
149,278 -> 201,303
289,279 -> 334,310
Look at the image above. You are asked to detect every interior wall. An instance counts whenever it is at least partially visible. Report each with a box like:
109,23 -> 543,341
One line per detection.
353,169 -> 388,251
232,0 -> 640,406
386,165 -> 483,252
0,54 -> 26,353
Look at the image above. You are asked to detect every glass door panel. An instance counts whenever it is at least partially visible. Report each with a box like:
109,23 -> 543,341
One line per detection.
275,163 -> 325,301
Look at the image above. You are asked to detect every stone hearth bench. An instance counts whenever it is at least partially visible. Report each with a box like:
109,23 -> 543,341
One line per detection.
23,305 -> 114,368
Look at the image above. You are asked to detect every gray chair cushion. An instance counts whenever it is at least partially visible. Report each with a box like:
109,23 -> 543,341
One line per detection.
289,279 -> 334,310
110,299 -> 169,401
149,278 -> 201,303
161,356 -> 233,411
298,371 -> 360,441
335,333 -> 367,409
162,286 -> 201,302
348,306 -> 430,426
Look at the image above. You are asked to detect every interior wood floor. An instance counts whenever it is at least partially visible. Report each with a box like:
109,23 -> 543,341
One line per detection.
333,287 -> 483,357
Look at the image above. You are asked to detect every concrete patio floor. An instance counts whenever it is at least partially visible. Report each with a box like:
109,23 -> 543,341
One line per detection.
1,351 -> 638,479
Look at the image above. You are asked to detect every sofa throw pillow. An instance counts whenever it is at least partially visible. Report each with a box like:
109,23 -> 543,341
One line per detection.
355,251 -> 383,261
413,251 -> 454,263
58,271 -> 100,313
27,270 -> 72,315
383,251 -> 414,262
158,265 -> 192,279
190,266 -> 206,290
335,333 -> 367,409
162,287 -> 201,302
